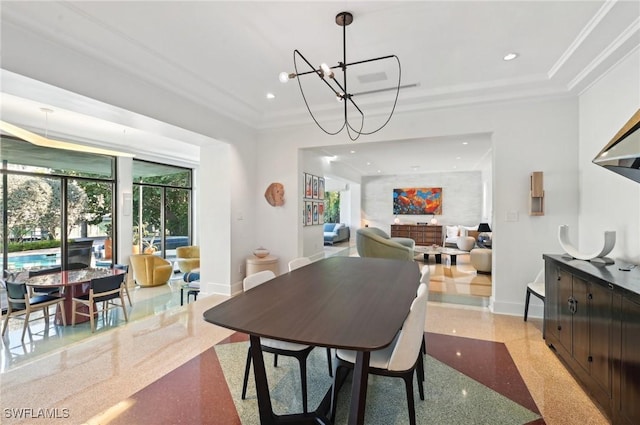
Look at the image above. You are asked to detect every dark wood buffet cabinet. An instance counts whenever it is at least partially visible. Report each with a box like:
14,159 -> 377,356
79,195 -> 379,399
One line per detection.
390,224 -> 442,246
544,254 -> 640,425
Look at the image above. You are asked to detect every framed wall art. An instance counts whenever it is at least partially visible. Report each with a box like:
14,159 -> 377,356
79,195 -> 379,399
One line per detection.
393,187 -> 443,215
302,172 -> 325,226
305,201 -> 313,226
317,202 -> 325,224
305,173 -> 313,198
312,175 -> 319,199
312,202 -> 319,224
318,177 -> 325,200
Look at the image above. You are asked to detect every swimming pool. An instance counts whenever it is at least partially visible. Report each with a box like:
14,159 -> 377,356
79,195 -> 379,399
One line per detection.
7,252 -> 61,270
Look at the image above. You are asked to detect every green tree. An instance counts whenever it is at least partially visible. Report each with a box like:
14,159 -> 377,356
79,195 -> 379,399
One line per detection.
39,179 -> 88,238
76,180 -> 113,231
324,191 -> 340,223
7,176 -> 51,241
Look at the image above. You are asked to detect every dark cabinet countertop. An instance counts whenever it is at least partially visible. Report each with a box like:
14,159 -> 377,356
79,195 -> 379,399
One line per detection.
544,254 -> 640,299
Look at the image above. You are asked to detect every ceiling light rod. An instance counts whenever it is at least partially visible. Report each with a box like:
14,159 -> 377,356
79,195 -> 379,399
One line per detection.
289,54 -> 397,79
280,11 -> 401,141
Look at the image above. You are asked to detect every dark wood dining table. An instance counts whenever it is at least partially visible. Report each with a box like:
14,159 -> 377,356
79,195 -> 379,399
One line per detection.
25,267 -> 125,325
203,256 -> 420,425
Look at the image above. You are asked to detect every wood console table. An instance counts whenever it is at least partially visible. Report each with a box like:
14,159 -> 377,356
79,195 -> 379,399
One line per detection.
390,224 -> 442,246
543,254 -> 640,425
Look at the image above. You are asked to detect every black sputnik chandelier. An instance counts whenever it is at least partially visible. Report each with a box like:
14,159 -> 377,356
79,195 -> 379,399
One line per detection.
279,11 -> 401,141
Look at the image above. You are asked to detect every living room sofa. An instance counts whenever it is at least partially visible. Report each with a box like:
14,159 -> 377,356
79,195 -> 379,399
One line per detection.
323,223 -> 350,245
444,225 -> 488,247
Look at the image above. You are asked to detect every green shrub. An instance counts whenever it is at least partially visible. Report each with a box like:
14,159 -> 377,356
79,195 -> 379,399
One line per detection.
7,240 -> 61,253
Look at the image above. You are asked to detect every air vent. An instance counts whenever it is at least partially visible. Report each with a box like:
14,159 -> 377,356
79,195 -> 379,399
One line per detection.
357,72 -> 388,84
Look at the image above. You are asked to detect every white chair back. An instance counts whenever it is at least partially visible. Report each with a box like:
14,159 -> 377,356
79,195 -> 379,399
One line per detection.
288,257 -> 312,271
419,265 -> 430,286
243,270 -> 276,291
533,268 -> 545,283
387,283 -> 429,371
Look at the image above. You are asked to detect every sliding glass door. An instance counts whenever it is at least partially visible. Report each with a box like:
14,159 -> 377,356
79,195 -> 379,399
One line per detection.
1,136 -> 115,278
132,160 -> 192,262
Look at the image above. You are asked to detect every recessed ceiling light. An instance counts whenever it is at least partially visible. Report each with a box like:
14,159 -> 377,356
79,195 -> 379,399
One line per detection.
350,150 -> 356,154
503,52 -> 519,61
366,162 -> 372,166
266,93 -> 276,99
377,169 -> 382,173
410,165 -> 420,171
456,157 -> 461,160
462,141 -> 468,145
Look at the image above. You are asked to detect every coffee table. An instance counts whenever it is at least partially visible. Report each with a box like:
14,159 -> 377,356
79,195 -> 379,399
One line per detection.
414,246 -> 469,265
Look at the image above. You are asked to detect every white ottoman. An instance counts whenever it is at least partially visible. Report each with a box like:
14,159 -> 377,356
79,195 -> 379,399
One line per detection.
470,248 -> 492,274
457,236 -> 476,251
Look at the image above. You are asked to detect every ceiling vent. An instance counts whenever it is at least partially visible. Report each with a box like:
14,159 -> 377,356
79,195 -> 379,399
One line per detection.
357,72 -> 388,84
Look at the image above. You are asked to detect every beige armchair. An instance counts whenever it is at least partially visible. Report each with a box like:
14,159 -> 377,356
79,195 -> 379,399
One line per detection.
130,254 -> 173,287
356,227 -> 415,261
176,246 -> 200,273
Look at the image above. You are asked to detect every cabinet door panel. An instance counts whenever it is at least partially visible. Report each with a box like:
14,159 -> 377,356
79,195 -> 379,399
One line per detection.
558,270 -> 573,353
545,264 -> 559,340
590,282 -> 612,396
620,296 -> 640,424
573,277 -> 590,372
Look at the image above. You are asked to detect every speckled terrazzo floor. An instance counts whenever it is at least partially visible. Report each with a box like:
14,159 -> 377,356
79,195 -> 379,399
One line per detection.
214,336 -> 541,425
1,251 -> 610,425
1,296 -> 610,425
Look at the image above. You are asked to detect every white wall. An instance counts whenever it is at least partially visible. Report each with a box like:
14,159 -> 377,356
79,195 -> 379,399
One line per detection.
257,96 -> 580,316
578,49 -> 640,264
361,171 -> 483,233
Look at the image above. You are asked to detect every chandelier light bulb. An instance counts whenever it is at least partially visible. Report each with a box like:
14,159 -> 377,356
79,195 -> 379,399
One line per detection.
279,72 -> 290,83
336,93 -> 344,102
320,63 -> 334,78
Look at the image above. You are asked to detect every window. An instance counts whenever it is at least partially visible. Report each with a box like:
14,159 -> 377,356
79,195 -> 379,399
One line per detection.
1,136 -> 115,275
132,160 -> 192,261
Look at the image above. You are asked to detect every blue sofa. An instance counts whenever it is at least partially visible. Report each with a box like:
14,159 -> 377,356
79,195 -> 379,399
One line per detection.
323,223 -> 350,245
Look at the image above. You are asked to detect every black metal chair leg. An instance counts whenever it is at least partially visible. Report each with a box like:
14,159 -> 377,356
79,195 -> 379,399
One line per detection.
330,362 -> 349,423
403,373 -> 417,425
326,347 -> 333,377
524,289 -> 531,321
416,356 -> 425,400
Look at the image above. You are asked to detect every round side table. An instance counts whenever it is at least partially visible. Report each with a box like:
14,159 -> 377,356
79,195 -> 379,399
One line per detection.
246,255 -> 279,276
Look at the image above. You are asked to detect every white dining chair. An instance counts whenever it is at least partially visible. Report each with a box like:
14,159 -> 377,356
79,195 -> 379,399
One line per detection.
241,270 -> 315,413
288,257 -> 312,271
419,265 -> 430,357
524,268 -> 545,336
330,283 -> 429,425
420,265 -> 430,285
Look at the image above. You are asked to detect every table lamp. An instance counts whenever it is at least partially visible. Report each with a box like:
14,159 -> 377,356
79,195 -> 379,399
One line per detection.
477,223 -> 492,247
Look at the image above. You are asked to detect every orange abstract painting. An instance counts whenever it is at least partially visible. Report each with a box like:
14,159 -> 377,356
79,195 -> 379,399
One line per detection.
393,187 -> 442,215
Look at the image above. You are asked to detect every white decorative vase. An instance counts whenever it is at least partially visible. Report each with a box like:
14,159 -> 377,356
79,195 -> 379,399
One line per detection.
253,247 -> 270,258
